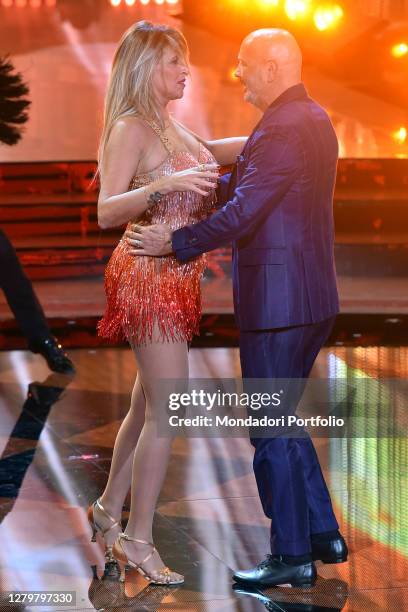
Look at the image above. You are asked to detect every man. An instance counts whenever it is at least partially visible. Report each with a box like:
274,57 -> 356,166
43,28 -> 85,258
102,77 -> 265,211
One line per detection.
0,229 -> 75,375
126,29 -> 347,587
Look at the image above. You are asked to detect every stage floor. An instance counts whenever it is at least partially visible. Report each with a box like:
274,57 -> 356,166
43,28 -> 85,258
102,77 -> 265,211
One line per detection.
1,274 -> 408,323
0,346 -> 407,611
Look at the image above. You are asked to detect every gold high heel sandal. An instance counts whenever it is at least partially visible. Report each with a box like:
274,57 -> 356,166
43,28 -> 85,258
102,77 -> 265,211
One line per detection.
87,498 -> 121,563
112,533 -> 185,586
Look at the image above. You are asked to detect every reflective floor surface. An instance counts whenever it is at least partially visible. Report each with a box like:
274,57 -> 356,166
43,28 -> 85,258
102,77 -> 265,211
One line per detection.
0,345 -> 407,611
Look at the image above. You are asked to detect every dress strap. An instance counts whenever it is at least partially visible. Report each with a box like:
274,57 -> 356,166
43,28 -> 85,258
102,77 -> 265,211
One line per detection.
142,117 -> 174,154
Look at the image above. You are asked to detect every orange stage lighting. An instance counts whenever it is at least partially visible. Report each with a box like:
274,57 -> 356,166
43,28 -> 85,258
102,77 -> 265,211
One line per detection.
15,0 -> 28,7
110,0 -> 121,6
166,0 -> 179,4
314,5 -> 344,31
45,0 -> 56,6
125,0 -> 136,5
284,0 -> 312,21
393,127 -> 407,145
392,43 -> 408,58
1,0 -> 13,7
140,0 -> 150,5
228,67 -> 240,81
30,0 -> 41,7
155,0 -> 165,5
258,0 -> 280,7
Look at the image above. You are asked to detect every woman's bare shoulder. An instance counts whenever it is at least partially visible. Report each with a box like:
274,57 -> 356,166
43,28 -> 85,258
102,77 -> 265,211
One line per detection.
109,115 -> 154,145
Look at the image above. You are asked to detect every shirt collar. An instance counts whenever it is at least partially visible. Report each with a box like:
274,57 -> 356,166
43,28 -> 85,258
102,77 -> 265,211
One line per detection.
265,83 -> 308,113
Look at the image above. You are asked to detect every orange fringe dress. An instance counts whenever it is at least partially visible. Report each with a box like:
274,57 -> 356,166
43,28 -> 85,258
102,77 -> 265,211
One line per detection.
97,124 -> 217,345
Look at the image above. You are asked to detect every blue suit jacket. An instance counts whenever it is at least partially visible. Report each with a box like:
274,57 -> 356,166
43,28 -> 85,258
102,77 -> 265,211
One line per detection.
172,83 -> 340,331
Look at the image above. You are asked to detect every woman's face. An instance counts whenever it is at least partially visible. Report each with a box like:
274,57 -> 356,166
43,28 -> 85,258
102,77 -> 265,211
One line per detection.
153,45 -> 189,103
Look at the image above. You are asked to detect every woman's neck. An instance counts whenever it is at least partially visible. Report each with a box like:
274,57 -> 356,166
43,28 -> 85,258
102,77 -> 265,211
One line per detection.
156,99 -> 171,125
141,101 -> 171,129
156,111 -> 171,130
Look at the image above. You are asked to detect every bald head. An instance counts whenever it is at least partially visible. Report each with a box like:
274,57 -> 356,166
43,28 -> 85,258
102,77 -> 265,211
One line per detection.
243,29 -> 302,71
235,29 -> 303,110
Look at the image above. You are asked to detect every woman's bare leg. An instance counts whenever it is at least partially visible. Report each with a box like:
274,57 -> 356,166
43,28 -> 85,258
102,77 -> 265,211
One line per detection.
94,375 -> 146,547
120,330 -> 188,579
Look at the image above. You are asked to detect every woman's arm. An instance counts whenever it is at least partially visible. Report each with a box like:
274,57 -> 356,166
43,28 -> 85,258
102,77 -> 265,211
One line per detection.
172,118 -> 247,166
98,118 -> 219,229
98,118 -> 152,229
206,137 -> 248,166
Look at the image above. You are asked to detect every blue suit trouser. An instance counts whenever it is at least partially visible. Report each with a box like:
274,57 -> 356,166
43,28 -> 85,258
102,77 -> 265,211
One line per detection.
239,317 -> 339,556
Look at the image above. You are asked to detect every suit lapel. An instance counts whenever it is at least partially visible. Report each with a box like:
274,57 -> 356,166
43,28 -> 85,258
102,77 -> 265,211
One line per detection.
230,84 -> 309,189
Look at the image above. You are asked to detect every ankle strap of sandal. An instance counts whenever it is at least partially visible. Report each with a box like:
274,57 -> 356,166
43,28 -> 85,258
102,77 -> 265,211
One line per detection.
95,499 -> 118,524
118,533 -> 156,565
119,533 -> 153,547
95,499 -> 121,535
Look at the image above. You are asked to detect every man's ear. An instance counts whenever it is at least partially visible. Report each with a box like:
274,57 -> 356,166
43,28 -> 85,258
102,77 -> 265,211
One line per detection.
266,59 -> 278,82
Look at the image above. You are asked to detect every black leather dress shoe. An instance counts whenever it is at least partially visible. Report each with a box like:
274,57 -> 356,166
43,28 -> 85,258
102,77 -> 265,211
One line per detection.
233,555 -> 317,588
29,336 -> 76,375
312,534 -> 348,564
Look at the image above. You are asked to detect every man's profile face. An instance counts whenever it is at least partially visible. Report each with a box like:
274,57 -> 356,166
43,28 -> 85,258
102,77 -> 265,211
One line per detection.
234,41 -> 264,109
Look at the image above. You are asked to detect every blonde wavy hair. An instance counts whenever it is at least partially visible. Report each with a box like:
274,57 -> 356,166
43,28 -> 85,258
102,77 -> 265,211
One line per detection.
98,20 -> 189,171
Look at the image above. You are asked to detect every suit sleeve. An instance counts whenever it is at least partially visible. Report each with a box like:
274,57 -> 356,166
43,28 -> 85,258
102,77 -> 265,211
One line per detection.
215,171 -> 232,209
172,126 -> 302,261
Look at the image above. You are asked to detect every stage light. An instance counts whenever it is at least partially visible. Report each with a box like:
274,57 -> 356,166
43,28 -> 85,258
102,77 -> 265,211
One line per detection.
166,0 -> 179,4
313,5 -> 344,31
1,0 -> 13,7
393,127 -> 407,145
392,43 -> 408,58
30,0 -> 42,7
16,0 -> 28,6
125,0 -> 136,5
284,0 -> 311,21
155,0 -> 165,4
45,0 -> 56,6
140,0 -> 150,5
228,67 -> 240,81
110,0 -> 121,5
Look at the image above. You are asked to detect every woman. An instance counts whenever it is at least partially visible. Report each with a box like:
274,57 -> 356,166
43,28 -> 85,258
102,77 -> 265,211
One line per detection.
88,21 -> 246,585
